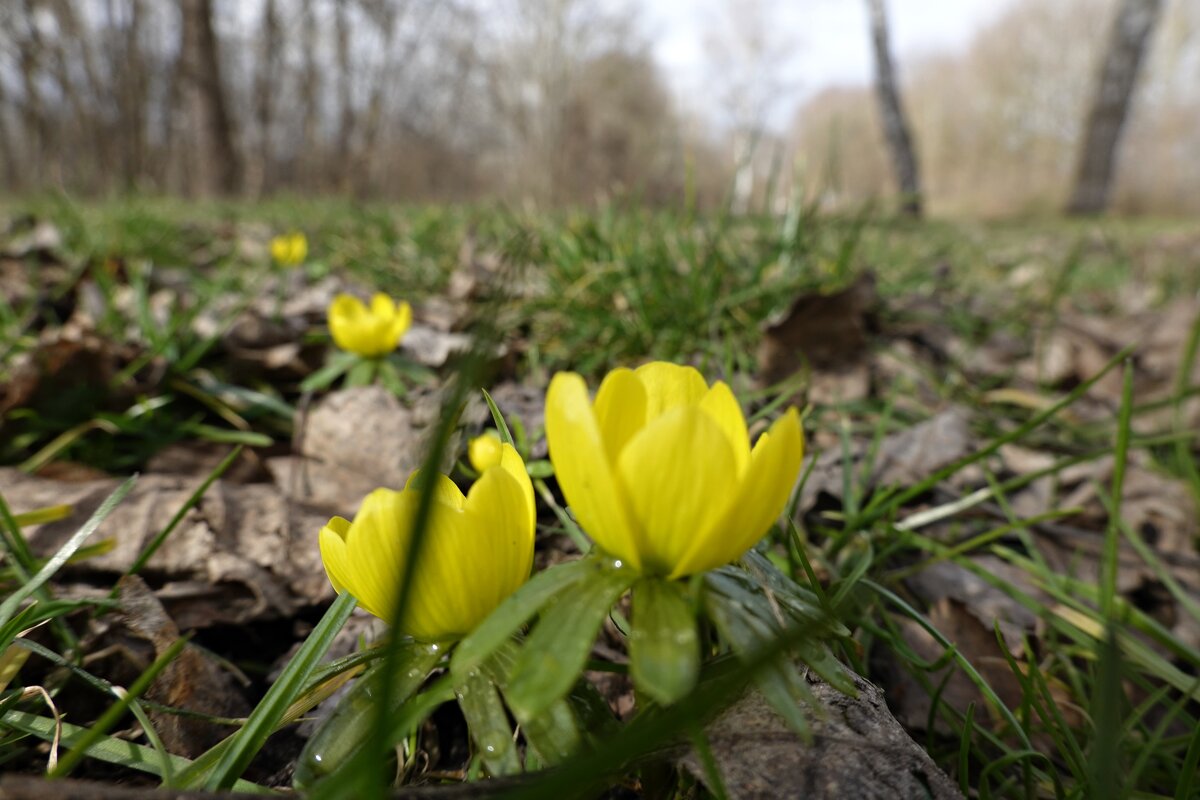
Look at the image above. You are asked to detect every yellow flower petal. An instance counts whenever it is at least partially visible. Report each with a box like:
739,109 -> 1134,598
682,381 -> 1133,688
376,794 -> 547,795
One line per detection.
393,300 -> 413,344
463,460 -> 536,610
318,516 -> 352,595
616,406 -> 738,576
370,293 -> 396,318
671,408 -> 804,578
340,488 -> 409,621
403,470 -> 466,510
402,503 -> 477,640
329,294 -> 368,355
545,372 -> 642,570
497,442 -> 535,532
593,367 -> 646,463
698,381 -> 750,476
634,362 -> 709,421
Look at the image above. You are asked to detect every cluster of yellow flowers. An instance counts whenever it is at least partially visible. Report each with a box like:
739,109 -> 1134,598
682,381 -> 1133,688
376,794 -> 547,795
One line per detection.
319,361 -> 803,643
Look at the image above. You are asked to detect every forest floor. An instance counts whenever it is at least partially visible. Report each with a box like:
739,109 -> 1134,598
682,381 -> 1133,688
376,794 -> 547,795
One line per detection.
1,197 -> 1198,799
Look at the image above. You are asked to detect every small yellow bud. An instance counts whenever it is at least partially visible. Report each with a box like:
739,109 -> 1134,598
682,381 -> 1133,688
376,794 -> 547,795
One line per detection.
469,431 -> 504,473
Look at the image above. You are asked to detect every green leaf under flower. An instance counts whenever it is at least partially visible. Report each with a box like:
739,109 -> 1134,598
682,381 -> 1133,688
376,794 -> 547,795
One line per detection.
503,562 -> 637,721
630,577 -> 700,706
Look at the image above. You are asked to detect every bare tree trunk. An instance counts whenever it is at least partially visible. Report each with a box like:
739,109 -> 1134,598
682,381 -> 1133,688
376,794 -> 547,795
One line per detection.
49,0 -> 110,190
44,1 -> 95,190
300,0 -> 321,191
116,0 -> 149,190
16,0 -> 55,187
252,0 -> 280,196
0,68 -> 22,189
866,0 -> 922,218
177,0 -> 241,196
334,0 -> 355,193
1066,0 -> 1163,215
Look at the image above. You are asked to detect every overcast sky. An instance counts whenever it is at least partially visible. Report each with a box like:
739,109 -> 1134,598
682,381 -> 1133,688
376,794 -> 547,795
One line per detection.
642,0 -> 1020,129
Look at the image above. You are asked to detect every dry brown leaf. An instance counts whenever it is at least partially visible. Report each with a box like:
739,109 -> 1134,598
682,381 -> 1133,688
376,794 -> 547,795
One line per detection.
146,439 -> 272,483
757,272 -> 879,386
797,406 -> 973,519
219,311 -> 320,378
5,467 -> 333,626
1019,299 -> 1200,430
400,324 -> 474,368
0,253 -> 73,309
270,386 -> 487,515
0,323 -> 162,421
988,449 -> 1200,599
875,598 -> 1025,736
113,575 -> 250,757
904,557 -> 1043,653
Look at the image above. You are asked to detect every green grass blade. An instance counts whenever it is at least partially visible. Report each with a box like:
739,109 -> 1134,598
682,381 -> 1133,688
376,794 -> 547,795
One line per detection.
481,388 -> 515,445
0,709 -> 267,793
863,578 -> 1033,751
1175,715 -> 1200,800
687,726 -> 729,800
1101,360 -> 1134,621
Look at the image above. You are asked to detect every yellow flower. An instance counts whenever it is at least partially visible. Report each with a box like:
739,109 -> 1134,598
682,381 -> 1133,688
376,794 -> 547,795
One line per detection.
545,362 -> 803,579
270,232 -> 308,266
327,293 -> 412,358
319,443 -> 536,641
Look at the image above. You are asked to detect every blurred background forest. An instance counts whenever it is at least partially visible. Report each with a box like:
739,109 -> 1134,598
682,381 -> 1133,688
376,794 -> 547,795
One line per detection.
0,0 -> 1196,216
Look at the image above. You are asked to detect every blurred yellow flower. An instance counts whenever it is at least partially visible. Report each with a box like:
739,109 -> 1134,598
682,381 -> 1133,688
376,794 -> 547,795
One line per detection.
319,442 -> 535,641
327,293 -> 412,358
545,362 -> 803,579
468,430 -> 504,473
270,232 -> 308,266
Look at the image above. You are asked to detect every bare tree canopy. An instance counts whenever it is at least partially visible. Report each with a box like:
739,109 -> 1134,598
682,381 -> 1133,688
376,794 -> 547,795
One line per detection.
0,0 -> 697,205
0,0 -> 1196,214
1066,0 -> 1164,215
